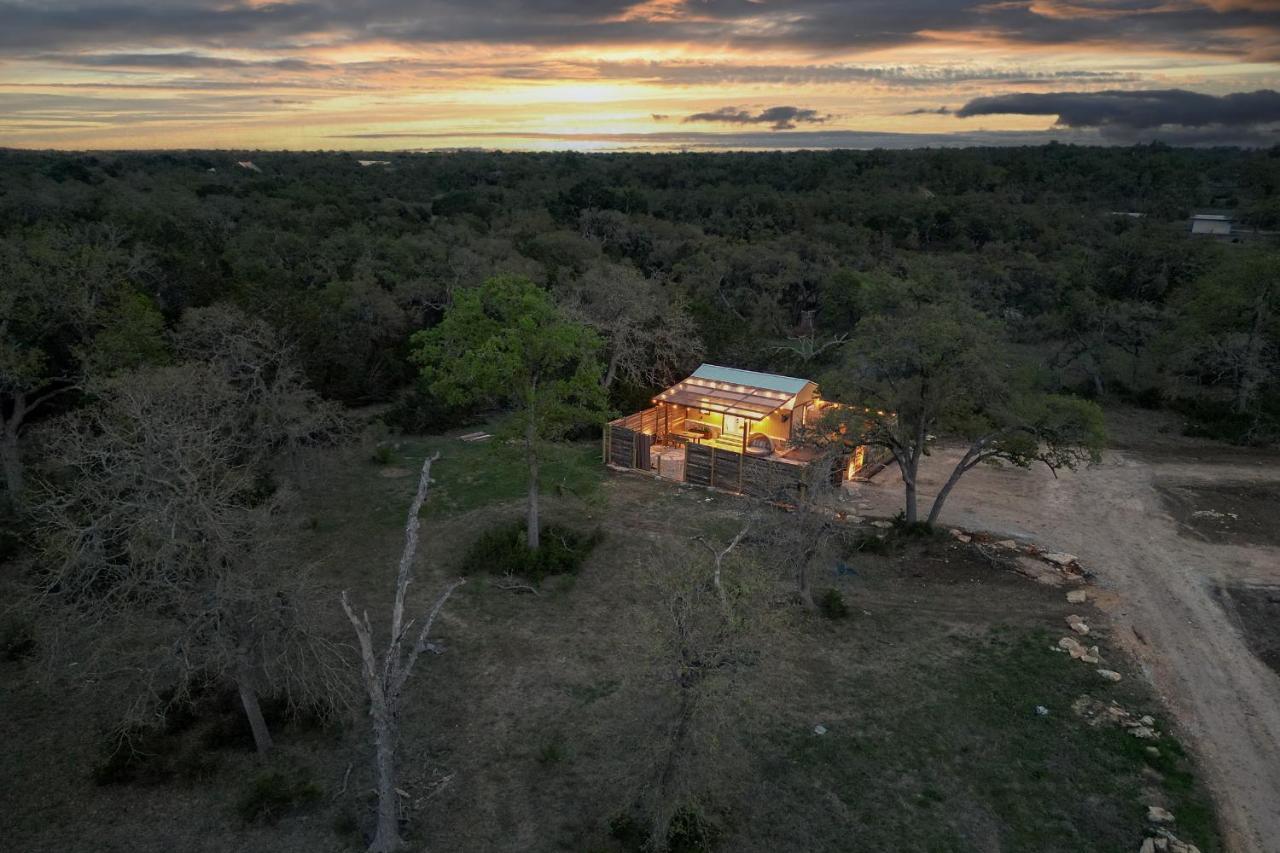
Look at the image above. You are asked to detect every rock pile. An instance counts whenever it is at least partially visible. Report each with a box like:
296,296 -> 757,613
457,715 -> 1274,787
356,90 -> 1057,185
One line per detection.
1138,824 -> 1202,853
1057,636 -> 1101,664
1070,696 -> 1162,740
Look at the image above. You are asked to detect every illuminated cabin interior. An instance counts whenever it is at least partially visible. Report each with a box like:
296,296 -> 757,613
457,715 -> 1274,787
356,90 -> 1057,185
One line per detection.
604,364 -> 879,493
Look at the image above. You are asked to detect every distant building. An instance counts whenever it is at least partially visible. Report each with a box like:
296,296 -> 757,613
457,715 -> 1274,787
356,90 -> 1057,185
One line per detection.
1190,213 -> 1232,236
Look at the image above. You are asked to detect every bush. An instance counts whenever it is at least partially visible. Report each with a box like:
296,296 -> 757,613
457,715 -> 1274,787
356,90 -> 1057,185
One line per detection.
607,804 -> 723,853
666,804 -> 723,853
461,520 -> 601,583
608,812 -> 647,851
1171,393 -> 1280,446
384,382 -> 478,434
370,444 -> 396,465
818,588 -> 849,620
237,770 -> 321,824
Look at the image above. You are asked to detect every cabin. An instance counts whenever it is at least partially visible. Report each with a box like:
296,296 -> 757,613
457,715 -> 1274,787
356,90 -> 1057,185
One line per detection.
603,364 -> 880,499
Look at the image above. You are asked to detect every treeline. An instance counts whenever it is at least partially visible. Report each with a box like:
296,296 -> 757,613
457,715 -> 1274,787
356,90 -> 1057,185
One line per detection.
1,144 -> 1277,460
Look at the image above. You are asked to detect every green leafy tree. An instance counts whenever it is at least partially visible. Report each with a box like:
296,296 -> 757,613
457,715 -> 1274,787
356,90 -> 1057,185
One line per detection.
824,300 -> 1105,526
1170,249 -> 1279,418
411,275 -> 609,549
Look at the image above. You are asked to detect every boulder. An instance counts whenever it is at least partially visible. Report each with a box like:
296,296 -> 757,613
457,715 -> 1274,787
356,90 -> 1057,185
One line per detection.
994,539 -> 1019,550
1066,589 -> 1088,603
1129,725 -> 1158,739
1098,669 -> 1123,682
1043,552 -> 1078,567
1066,614 -> 1090,634
1147,805 -> 1175,824
1140,839 -> 1156,853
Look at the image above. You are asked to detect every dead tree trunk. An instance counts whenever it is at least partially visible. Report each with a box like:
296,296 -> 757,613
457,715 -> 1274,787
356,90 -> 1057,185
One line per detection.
341,452 -> 465,853
235,662 -> 274,754
696,523 -> 749,612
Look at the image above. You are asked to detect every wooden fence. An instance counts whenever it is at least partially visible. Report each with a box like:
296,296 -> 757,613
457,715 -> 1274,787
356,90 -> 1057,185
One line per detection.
684,443 -> 807,500
603,407 -> 660,470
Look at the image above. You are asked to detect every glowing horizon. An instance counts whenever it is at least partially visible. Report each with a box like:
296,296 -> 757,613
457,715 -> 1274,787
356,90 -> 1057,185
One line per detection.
1,0 -> 1278,151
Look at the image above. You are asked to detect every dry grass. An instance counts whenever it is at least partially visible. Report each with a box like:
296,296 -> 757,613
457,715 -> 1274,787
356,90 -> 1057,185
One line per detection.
0,436 -> 1220,852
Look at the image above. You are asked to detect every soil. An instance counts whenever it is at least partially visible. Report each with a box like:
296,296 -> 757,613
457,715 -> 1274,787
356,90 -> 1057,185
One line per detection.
847,406 -> 1280,853
1216,585 -> 1280,678
1157,482 -> 1280,548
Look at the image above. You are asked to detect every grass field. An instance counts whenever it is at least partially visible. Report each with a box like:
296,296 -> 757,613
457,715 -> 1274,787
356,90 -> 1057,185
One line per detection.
0,431 -> 1221,852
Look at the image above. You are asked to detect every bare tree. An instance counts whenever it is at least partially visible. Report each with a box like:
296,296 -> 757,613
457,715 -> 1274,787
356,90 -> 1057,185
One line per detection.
31,360 -> 348,753
638,532 -> 769,850
341,452 -> 464,853
560,263 -> 705,391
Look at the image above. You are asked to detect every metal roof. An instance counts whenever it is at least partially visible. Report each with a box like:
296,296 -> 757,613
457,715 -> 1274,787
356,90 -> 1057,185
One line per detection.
653,364 -> 814,420
691,364 -> 811,395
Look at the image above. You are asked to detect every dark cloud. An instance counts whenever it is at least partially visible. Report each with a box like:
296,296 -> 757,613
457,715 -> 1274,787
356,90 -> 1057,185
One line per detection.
682,105 -> 832,130
0,0 -> 1276,61
37,51 -> 321,71
903,105 -> 953,114
587,61 -> 1133,87
325,127 -> 1090,148
956,88 -> 1280,128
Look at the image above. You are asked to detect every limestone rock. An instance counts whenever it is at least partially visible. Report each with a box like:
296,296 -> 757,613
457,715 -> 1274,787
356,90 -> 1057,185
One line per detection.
1066,614 -> 1090,634
1098,669 -> 1123,682
1066,589 -> 1088,603
1147,805 -> 1175,824
1043,552 -> 1078,567
994,539 -> 1019,550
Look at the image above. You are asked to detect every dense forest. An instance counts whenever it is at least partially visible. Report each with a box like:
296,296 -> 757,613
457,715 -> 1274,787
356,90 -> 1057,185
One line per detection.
3,146 -> 1278,434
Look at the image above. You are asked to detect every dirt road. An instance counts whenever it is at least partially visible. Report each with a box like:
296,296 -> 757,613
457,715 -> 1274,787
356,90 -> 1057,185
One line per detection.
848,435 -> 1280,853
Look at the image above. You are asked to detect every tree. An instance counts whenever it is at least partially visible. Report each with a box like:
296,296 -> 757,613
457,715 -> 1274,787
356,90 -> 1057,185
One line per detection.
559,262 -> 704,391
638,531 -> 766,851
341,453 -> 464,853
411,275 -> 609,550
0,226 -> 165,504
824,300 -> 1104,526
31,308 -> 346,753
1171,249 -> 1279,418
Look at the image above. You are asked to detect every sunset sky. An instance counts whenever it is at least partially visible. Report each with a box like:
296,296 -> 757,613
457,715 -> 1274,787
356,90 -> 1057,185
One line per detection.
2,0 -> 1279,150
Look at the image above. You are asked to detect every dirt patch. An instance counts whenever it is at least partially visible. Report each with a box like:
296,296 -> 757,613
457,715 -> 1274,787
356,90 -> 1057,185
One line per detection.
1216,585 -> 1280,677
1156,482 -> 1280,548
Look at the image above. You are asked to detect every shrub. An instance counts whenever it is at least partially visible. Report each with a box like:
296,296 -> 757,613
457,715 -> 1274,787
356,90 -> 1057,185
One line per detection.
461,520 -> 601,583
608,812 -> 647,851
818,588 -> 850,620
666,804 -> 723,853
370,444 -> 396,465
237,770 -> 322,824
